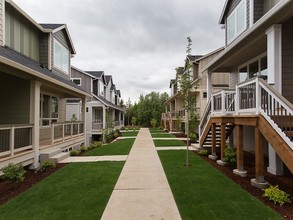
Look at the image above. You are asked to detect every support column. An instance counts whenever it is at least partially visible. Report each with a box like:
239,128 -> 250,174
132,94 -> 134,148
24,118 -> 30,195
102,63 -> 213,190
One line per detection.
207,71 -> 212,99
266,24 -> 284,175
217,123 -> 227,166
102,106 -> 106,129
208,123 -> 218,160
30,80 -> 41,169
233,125 -> 247,177
251,128 -> 269,188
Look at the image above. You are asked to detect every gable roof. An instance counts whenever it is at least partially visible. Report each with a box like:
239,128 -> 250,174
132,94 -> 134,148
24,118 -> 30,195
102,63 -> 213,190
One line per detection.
40,23 -> 76,55
0,46 -> 89,97
187,55 -> 203,62
169,79 -> 175,88
86,71 -> 104,78
219,0 -> 230,24
105,75 -> 112,85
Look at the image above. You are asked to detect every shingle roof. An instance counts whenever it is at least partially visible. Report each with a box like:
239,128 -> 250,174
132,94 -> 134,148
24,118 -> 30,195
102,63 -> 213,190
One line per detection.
105,75 -> 112,85
187,55 -> 203,62
86,71 -> 104,78
95,95 -> 124,112
0,46 -> 88,96
39,23 -> 64,30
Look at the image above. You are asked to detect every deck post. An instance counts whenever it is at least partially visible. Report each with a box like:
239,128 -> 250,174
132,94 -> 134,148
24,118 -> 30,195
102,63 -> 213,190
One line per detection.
208,123 -> 218,160
251,127 -> 269,188
233,125 -> 247,177
217,123 -> 227,166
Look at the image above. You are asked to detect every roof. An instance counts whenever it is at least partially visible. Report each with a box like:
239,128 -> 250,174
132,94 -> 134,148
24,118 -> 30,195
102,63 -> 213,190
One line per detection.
169,79 -> 175,88
39,23 -> 64,29
187,55 -> 203,62
105,75 -> 112,85
0,46 -> 89,97
93,95 -> 124,112
86,71 -> 104,78
219,0 -> 230,24
176,67 -> 184,75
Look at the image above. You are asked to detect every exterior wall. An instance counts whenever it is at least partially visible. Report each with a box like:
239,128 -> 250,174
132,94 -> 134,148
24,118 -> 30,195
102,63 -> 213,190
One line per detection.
39,33 -> 49,67
282,17 -> 293,103
254,0 -> 264,23
71,68 -> 92,94
0,0 -> 4,46
0,73 -> 30,124
5,4 -> 39,61
58,98 -> 67,122
51,29 -> 71,79
229,69 -> 239,89
66,102 -> 82,121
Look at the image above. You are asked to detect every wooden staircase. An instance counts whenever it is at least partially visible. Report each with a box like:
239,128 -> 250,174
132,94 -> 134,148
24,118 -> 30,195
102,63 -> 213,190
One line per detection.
200,122 -> 235,148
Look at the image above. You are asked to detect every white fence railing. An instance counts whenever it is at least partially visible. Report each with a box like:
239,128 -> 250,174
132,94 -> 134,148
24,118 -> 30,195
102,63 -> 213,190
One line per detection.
0,124 -> 33,157
52,121 -> 84,143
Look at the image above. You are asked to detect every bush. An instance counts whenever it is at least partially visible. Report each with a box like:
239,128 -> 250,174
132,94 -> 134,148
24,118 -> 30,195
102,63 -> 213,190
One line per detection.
1,163 -> 26,182
70,149 -> 80,156
41,159 -> 56,171
224,146 -> 236,164
113,132 -> 119,138
80,145 -> 87,152
120,126 -> 125,130
263,185 -> 291,207
198,149 -> 208,156
150,119 -> 157,128
91,141 -> 102,148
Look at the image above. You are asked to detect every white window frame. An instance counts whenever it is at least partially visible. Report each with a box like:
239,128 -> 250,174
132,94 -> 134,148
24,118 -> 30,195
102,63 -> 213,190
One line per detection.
238,52 -> 267,83
53,39 -> 70,74
99,80 -> 104,96
40,93 -> 59,127
71,78 -> 81,86
227,0 -> 247,44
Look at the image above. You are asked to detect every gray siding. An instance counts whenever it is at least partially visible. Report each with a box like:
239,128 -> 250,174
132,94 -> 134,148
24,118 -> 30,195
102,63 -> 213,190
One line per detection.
58,98 -> 66,122
5,4 -> 40,61
71,68 -> 92,94
254,0 -> 264,23
39,33 -> 49,67
229,70 -> 239,89
0,73 -> 30,124
282,17 -> 293,104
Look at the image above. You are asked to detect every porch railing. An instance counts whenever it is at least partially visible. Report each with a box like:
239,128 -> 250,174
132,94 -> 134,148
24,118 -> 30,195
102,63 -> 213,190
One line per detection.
0,124 -> 33,157
52,121 -> 84,143
199,77 -> 293,150
92,122 -> 103,131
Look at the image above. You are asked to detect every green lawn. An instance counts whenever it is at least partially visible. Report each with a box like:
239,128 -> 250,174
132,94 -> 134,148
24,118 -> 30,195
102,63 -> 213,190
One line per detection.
0,162 -> 124,220
149,128 -> 167,133
121,131 -> 138,137
84,138 -> 135,156
153,139 -> 186,147
151,133 -> 176,138
158,151 -> 282,220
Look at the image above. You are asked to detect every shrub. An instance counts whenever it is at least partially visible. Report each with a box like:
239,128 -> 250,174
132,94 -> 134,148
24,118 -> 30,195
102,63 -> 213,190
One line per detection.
150,119 -> 157,128
198,149 -> 208,156
120,126 -> 125,130
189,132 -> 197,143
41,159 -> 56,171
113,132 -> 119,138
91,141 -> 102,148
1,163 -> 26,182
224,146 -> 236,164
70,149 -> 80,156
80,145 -> 87,152
263,185 -> 291,207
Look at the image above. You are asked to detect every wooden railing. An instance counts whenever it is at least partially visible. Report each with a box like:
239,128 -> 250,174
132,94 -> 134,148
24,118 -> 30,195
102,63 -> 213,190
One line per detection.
52,121 -> 84,143
92,122 -> 103,131
0,124 -> 33,157
199,99 -> 211,137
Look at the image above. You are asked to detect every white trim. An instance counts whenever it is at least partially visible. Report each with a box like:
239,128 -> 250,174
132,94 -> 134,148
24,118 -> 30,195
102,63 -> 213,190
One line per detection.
249,0 -> 254,27
71,78 -> 82,86
48,33 -> 52,70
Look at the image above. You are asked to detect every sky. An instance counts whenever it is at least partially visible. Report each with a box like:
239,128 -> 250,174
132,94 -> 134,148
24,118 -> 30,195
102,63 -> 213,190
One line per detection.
13,0 -> 226,103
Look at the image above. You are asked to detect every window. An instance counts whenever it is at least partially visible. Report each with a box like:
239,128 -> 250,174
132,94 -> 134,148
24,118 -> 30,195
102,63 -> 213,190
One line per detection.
203,92 -> 207,99
40,94 -> 58,126
99,80 -> 104,96
53,39 -> 69,74
71,78 -> 81,86
227,0 -> 246,44
238,55 -> 267,83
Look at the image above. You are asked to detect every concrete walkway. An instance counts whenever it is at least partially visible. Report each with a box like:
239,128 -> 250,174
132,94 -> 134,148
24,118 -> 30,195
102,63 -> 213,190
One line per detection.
59,155 -> 128,163
101,128 -> 182,220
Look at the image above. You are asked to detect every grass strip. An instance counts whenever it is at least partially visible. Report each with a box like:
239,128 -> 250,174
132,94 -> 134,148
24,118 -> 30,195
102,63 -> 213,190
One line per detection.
0,162 -> 124,220
153,139 -> 186,147
85,138 -> 135,156
149,128 -> 167,133
151,133 -> 176,138
121,131 -> 138,137
158,151 -> 281,220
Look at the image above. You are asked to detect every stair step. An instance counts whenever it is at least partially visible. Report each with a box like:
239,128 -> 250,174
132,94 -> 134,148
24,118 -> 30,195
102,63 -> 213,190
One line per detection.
50,152 -> 70,163
40,149 -> 62,162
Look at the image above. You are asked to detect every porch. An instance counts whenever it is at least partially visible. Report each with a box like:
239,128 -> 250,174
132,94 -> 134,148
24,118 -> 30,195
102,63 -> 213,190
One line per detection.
199,77 -> 293,187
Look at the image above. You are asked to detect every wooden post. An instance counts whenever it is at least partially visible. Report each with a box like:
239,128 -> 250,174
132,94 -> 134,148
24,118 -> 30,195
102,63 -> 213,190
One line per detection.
255,127 -> 265,182
212,123 -> 216,156
236,125 -> 244,170
221,123 -> 226,160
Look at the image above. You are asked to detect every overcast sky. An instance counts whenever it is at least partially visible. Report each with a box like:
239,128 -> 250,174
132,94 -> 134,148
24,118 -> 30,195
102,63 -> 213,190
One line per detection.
14,0 -> 226,103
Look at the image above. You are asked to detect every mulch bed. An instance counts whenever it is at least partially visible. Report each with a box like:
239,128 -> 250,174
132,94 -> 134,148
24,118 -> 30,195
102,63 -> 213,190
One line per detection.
0,163 -> 66,206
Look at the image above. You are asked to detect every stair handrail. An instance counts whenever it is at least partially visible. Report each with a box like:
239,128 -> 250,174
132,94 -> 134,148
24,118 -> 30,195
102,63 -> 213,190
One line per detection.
199,98 -> 211,137
258,78 -> 293,150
